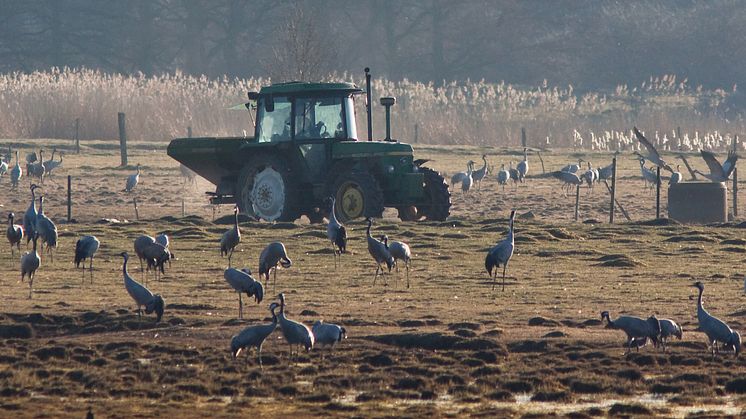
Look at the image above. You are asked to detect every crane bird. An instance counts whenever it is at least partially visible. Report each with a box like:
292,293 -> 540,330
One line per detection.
658,318 -> 683,351
124,163 -> 141,192
551,170 -> 583,195
155,233 -> 172,268
74,235 -> 100,283
485,210 -> 515,291
516,148 -> 529,182
637,157 -> 660,189
220,206 -> 241,267
23,184 -> 39,246
277,293 -> 315,359
27,150 -> 45,184
633,127 -> 673,172
381,235 -> 412,288
326,197 -> 347,268
366,218 -> 394,285
561,158 -> 584,173
120,252 -> 164,322
461,160 -> 474,195
21,233 -> 41,298
582,162 -> 597,193
693,281 -> 741,357
43,148 -> 62,176
10,151 -> 22,189
496,164 -> 510,191
134,235 -> 156,274
230,302 -> 280,367
224,268 -> 264,319
597,162 -> 614,181
0,157 -> 7,180
669,164 -> 682,185
142,241 -> 171,282
259,241 -> 292,292
471,155 -> 489,190
35,196 -> 58,262
694,150 -> 739,183
508,161 -> 520,188
312,320 -> 347,358
450,160 -> 474,186
180,163 -> 197,187
601,311 -> 660,355
6,212 -> 23,257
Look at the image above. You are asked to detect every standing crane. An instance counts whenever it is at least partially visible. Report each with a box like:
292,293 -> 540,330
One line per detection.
74,235 -> 100,283
124,164 -> 141,192
508,161 -> 520,189
0,156 -> 7,180
220,206 -> 241,267
471,155 -> 489,190
23,184 -> 39,246
20,233 -> 41,299
27,150 -> 45,184
326,197 -> 347,268
10,151 -> 22,189
258,241 -> 292,292
693,281 -> 741,357
638,157 -> 659,189
561,158 -> 584,173
224,267 -> 264,319
120,252 -> 165,322
381,235 -> 412,288
496,164 -> 510,191
450,160 -> 474,187
141,241 -> 171,282
155,233 -> 172,268
312,320 -> 347,356
35,196 -> 58,262
277,293 -> 315,359
6,213 -> 23,257
669,165 -> 682,185
485,210 -> 516,291
516,148 -> 529,182
551,171 -> 583,196
230,302 -> 280,367
695,150 -> 739,183
461,161 -> 474,195
134,235 -> 156,275
365,218 -> 394,285
601,311 -> 661,355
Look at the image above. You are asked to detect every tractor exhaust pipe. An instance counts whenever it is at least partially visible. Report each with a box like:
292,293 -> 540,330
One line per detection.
380,97 -> 396,142
365,67 -> 372,142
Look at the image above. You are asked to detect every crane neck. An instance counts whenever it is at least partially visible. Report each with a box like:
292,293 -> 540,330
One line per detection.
366,220 -> 372,238
8,215 -> 13,227
32,235 -> 37,252
697,286 -> 704,312
233,210 -> 238,229
122,255 -> 129,277
523,149 -> 527,161
270,306 -> 278,323
329,199 -> 338,224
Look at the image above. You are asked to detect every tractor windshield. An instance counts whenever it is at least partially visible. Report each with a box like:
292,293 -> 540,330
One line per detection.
294,97 -> 346,140
256,96 -> 291,143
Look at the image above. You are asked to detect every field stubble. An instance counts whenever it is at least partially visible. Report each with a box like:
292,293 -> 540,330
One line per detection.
0,140 -> 744,417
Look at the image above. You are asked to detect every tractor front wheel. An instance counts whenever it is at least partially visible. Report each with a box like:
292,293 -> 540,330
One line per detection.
417,167 -> 451,221
330,170 -> 384,222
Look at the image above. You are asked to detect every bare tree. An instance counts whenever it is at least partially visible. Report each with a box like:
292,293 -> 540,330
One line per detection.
264,6 -> 338,82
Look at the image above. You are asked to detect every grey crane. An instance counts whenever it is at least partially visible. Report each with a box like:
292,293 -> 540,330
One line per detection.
601,311 -> 661,355
658,318 -> 683,351
35,196 -> 57,262
124,163 -> 141,192
325,197 -> 347,268
10,151 -> 22,189
366,217 -> 394,285
633,127 -> 673,171
496,164 -> 510,191
0,157 -> 7,180
695,150 -> 739,183
220,206 -> 241,267
516,148 -> 529,182
381,235 -> 412,288
312,320 -> 347,357
180,163 -> 197,187
6,212 -> 23,257
669,165 -> 682,185
450,160 -> 474,186
155,233 -> 172,268
20,234 -> 41,299
230,302 -> 280,367
120,252 -> 164,322
277,293 -> 315,358
638,157 -> 659,189
461,160 -> 474,195
23,184 -> 39,245
26,150 -> 45,184
134,235 -> 156,274
597,162 -> 614,181
472,155 -> 489,190
508,161 -> 520,188
561,158 -> 584,173
43,148 -> 61,176
693,281 -> 741,357
581,162 -> 597,193
551,170 -> 583,195
74,235 -> 100,283
259,241 -> 292,292
224,267 -> 264,319
142,241 -> 171,282
485,210 -> 515,291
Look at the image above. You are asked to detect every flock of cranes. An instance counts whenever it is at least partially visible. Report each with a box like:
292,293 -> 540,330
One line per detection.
3,135 -> 744,371
0,148 -> 64,189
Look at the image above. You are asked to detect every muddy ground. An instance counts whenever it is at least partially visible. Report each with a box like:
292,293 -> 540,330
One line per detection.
0,140 -> 744,418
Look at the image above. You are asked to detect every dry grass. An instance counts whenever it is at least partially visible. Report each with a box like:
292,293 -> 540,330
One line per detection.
0,141 -> 744,417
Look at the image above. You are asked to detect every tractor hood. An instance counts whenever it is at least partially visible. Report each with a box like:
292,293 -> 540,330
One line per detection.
332,141 -> 413,158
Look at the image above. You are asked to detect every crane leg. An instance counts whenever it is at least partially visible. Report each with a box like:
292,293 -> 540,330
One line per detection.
258,347 -> 263,370
273,266 -> 277,293
406,263 -> 410,289
502,265 -> 507,292
28,274 -> 33,299
238,293 -> 243,319
90,257 -> 95,284
228,249 -> 233,268
373,265 -> 380,285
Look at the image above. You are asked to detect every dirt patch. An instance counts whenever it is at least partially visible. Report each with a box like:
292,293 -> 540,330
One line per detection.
508,340 -> 549,353
664,235 -> 717,243
608,403 -> 652,416
547,228 -> 583,240
0,324 -> 34,339
594,254 -> 643,268
528,317 -> 561,327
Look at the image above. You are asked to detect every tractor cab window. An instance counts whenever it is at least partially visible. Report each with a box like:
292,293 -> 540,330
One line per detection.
294,97 -> 346,140
256,96 -> 291,143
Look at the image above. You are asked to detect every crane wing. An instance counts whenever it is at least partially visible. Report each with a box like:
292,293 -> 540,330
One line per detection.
633,127 -> 662,162
699,150 -> 724,177
722,150 -> 739,178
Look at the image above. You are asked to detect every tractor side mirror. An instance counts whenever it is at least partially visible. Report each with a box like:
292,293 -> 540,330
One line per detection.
248,91 -> 259,101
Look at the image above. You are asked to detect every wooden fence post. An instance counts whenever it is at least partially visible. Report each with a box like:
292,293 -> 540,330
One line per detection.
67,175 -> 72,222
74,118 -> 80,154
118,112 -> 128,166
733,135 -> 739,219
610,157 -> 617,223
574,184 -> 580,221
656,166 -> 661,219
187,126 -> 192,138
133,197 -> 139,221
521,127 -> 526,148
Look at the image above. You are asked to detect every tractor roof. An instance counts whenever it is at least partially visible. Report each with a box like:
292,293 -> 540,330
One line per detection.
259,81 -> 363,96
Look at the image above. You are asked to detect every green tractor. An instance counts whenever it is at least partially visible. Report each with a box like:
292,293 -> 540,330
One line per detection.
167,76 -> 451,223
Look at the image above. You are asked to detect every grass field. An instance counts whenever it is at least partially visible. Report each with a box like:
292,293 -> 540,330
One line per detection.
0,140 -> 744,418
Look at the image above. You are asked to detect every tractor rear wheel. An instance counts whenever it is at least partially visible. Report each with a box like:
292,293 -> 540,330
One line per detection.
330,170 -> 384,222
417,167 -> 451,221
237,156 -> 300,222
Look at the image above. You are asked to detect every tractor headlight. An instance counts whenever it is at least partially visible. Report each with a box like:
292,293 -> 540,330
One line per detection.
386,165 -> 395,174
